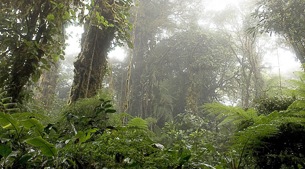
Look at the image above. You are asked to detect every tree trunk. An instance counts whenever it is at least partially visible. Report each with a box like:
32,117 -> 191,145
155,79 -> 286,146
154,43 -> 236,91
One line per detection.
36,62 -> 59,108
69,25 -> 115,103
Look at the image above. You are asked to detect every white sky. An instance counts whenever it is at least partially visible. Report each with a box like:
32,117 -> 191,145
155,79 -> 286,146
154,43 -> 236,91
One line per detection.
205,0 -> 241,11
64,26 -> 83,56
263,47 -> 301,77
64,25 -> 126,61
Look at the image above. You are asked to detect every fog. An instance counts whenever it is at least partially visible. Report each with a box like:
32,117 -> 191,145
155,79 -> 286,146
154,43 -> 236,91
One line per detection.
2,0 -> 305,168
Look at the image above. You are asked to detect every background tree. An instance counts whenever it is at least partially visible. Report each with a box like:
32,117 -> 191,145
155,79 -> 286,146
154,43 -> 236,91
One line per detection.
69,0 -> 133,103
124,0 -> 174,118
202,2 -> 266,108
147,28 -> 238,122
35,62 -> 59,109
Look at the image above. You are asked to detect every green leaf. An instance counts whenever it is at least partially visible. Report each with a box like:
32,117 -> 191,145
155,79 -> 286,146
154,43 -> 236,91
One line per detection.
62,11 -> 70,20
0,112 -> 20,132
127,117 -> 148,130
105,108 -> 116,114
1,97 -> 12,103
25,136 -> 57,157
31,71 -> 41,82
75,128 -> 98,143
11,112 -> 48,122
17,154 -> 33,164
0,144 -> 12,157
102,100 -> 111,106
20,118 -> 44,136
104,103 -> 112,109
179,148 -> 191,165
47,14 -> 55,21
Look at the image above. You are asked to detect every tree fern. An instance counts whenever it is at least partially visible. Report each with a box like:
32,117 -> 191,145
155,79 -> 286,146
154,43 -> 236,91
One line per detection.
202,103 -> 258,130
202,97 -> 305,168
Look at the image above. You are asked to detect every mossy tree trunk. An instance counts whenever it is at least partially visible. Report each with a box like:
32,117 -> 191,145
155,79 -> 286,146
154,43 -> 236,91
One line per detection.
69,25 -> 115,103
69,0 -> 133,103
0,0 -> 78,103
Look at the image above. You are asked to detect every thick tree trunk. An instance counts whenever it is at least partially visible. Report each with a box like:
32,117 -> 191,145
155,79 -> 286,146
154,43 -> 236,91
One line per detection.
8,45 -> 45,103
69,25 -> 115,103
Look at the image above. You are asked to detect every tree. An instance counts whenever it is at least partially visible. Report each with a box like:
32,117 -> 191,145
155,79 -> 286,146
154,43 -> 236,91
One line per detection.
125,0 -> 174,118
253,0 -> 305,65
150,28 -> 238,116
0,0 -> 81,102
69,0 -> 132,103
203,2 -> 265,108
122,0 -> 208,119
35,62 -> 59,109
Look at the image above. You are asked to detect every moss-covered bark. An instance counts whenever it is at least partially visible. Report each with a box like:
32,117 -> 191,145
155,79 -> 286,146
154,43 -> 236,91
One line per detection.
69,25 -> 115,103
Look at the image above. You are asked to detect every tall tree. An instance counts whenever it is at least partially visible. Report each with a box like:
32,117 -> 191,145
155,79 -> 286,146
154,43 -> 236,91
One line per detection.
150,28 -> 238,116
0,0 -> 82,102
69,0 -> 132,103
125,0 -> 174,117
204,2 -> 265,107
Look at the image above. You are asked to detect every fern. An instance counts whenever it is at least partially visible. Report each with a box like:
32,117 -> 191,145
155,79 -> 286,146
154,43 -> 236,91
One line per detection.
127,117 -> 148,130
202,99 -> 305,167
202,103 -> 258,130
0,89 -> 19,113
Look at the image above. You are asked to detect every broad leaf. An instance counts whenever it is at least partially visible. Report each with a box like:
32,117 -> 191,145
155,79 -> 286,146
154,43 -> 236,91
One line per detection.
20,118 -> 44,136
17,154 -> 33,165
0,112 -> 20,132
25,136 -> 57,157
0,144 -> 12,157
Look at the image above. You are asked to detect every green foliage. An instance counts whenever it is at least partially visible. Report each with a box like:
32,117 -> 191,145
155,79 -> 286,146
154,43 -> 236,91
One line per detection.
0,0 -> 83,102
62,97 -> 116,133
203,103 -> 258,131
0,112 -> 57,168
160,113 -> 230,168
0,144 -> 12,158
253,96 -> 296,115
0,112 -> 20,132
252,0 -> 305,64
203,87 -> 305,168
127,117 -> 148,130
252,123 -> 305,168
88,0 -> 133,47
25,137 -> 57,157
0,89 -> 19,113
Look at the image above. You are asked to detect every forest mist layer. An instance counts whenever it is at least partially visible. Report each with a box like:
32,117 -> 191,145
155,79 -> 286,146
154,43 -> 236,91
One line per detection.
1,0 -> 305,168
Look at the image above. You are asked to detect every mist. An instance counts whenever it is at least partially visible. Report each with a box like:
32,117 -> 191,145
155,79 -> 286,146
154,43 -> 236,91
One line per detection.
1,0 -> 305,168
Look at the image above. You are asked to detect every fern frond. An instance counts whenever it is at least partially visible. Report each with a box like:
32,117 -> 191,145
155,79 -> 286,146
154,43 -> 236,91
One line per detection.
127,117 -> 148,130
202,103 -> 258,129
232,124 -> 279,151
0,88 -> 19,113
